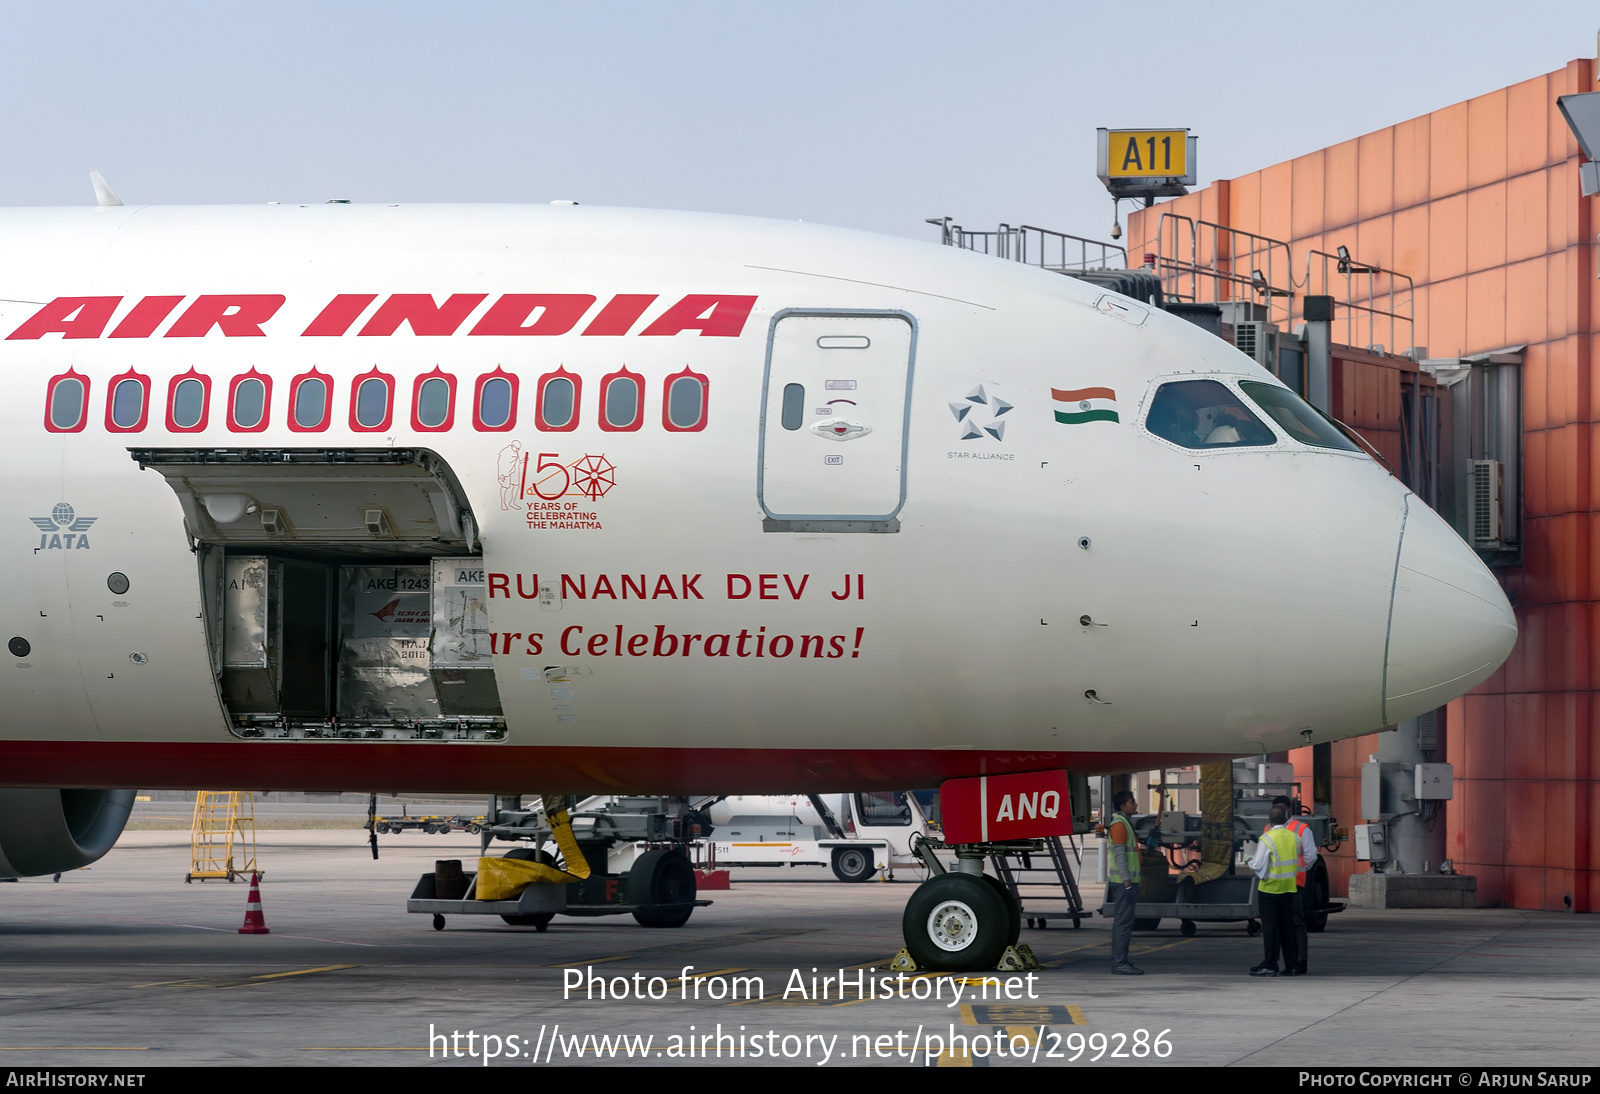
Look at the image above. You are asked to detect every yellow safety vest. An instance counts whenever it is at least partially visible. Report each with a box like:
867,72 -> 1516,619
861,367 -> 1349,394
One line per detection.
1108,812 -> 1141,885
1260,826 -> 1300,894
1263,816 -> 1311,887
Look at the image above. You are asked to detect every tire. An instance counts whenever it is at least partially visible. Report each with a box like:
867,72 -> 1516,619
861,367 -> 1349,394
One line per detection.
501,913 -> 556,931
901,873 -> 1011,972
1305,860 -> 1330,933
1180,919 -> 1197,938
422,823 -> 437,835
1246,918 -> 1261,936
432,914 -> 445,931
980,875 -> 1021,945
628,849 -> 697,928
831,846 -> 875,883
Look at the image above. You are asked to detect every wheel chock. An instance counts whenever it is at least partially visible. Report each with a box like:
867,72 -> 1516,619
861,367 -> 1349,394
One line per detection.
995,944 -> 1039,972
889,948 -> 918,973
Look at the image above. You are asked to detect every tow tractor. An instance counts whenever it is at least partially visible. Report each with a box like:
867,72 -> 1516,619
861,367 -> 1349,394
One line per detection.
407,794 -> 715,931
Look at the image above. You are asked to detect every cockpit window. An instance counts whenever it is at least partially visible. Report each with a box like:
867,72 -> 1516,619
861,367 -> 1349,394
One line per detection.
1145,379 -> 1276,449
1238,381 -> 1361,452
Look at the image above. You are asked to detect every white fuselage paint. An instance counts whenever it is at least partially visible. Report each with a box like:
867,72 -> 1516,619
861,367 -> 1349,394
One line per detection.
0,202 -> 1515,792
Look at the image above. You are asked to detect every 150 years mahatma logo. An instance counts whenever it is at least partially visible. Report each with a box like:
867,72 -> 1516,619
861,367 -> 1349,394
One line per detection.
29,502 -> 97,549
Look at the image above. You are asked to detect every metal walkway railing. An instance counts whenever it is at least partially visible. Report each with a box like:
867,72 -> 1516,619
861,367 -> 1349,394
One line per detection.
927,217 -> 1126,272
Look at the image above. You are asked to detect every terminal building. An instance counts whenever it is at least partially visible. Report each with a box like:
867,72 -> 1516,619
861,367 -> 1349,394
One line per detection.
1115,55 -> 1599,912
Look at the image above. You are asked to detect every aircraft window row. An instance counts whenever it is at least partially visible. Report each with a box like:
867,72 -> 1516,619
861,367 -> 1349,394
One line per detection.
43,365 -> 710,435
1146,378 -> 1358,452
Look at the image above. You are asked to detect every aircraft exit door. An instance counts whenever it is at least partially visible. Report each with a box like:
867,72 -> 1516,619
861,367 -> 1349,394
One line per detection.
758,310 -> 916,531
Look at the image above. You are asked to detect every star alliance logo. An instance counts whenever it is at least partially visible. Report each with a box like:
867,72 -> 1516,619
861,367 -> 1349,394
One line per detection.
949,384 -> 1012,441
30,502 -> 97,550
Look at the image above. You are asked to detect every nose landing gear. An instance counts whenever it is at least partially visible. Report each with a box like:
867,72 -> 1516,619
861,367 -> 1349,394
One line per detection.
901,838 -> 1031,971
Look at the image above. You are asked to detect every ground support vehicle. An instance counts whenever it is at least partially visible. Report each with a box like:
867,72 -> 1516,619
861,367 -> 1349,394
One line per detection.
1095,760 -> 1346,936
704,791 -> 935,881
407,795 -> 712,930
374,808 -> 453,835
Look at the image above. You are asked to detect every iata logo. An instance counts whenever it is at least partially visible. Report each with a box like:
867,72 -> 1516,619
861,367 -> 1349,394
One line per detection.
30,502 -> 97,550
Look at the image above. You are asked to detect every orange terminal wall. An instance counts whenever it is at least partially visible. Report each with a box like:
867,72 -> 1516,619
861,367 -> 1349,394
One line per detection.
1126,59 -> 1598,911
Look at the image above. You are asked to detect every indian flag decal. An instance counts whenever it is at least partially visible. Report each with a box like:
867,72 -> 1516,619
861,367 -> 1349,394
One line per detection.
1053,386 -> 1118,425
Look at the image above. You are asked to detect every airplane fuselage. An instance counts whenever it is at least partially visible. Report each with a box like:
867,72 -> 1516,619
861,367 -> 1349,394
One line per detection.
0,202 -> 1515,794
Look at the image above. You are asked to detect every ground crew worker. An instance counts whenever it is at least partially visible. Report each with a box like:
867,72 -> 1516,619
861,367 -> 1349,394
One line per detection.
1268,795 -> 1317,975
1106,790 -> 1143,975
1249,803 -> 1302,976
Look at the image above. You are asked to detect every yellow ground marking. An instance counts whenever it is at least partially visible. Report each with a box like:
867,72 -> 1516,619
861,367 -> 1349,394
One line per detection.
249,964 -> 359,981
1067,1003 -> 1088,1025
937,1047 -> 975,1067
1004,1025 -> 1040,1046
133,964 -> 358,989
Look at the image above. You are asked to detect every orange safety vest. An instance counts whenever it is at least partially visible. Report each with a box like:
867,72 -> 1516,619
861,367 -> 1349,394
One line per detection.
1263,817 -> 1311,887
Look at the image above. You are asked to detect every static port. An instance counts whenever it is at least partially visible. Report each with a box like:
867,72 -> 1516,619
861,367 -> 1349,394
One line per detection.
9,637 -> 30,658
107,572 -> 130,595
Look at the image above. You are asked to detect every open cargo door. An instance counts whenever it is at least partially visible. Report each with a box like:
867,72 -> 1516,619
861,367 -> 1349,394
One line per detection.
132,448 -> 503,742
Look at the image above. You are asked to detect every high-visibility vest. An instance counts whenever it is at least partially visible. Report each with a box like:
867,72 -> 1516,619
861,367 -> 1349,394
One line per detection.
1260,826 -> 1300,894
1263,816 -> 1312,887
1108,812 -> 1141,885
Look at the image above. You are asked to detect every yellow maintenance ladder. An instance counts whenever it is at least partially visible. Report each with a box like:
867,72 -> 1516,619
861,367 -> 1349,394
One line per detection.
187,791 -> 260,882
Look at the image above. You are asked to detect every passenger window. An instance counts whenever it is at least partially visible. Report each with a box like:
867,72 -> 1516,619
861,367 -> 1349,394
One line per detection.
780,383 -> 805,430
171,377 -> 207,430
475,373 -> 515,430
535,368 -> 581,431
541,377 -> 574,427
598,371 -> 640,431
416,377 -> 450,428
47,373 -> 88,432
355,377 -> 389,428
230,375 -> 267,430
663,369 -> 709,431
1238,381 -> 1360,452
1145,379 -> 1276,449
295,377 -> 328,428
108,375 -> 148,431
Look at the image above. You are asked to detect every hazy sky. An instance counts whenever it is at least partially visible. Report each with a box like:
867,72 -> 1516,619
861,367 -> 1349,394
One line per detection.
2,2 -> 1594,246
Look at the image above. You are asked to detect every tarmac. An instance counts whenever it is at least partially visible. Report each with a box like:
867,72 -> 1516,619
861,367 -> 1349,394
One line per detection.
2,828 -> 1597,1068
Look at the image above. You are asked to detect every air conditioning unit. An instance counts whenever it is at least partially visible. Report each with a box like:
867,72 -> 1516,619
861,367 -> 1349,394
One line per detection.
1469,459 -> 1504,547
1233,321 -> 1278,371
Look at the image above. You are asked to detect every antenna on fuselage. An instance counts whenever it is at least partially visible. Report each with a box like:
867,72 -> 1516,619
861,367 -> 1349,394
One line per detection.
88,170 -> 123,207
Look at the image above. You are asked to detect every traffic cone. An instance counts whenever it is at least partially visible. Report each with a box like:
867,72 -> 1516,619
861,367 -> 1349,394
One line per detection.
238,872 -> 270,934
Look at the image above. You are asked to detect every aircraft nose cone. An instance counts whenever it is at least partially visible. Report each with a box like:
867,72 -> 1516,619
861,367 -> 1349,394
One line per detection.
1384,499 -> 1517,723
